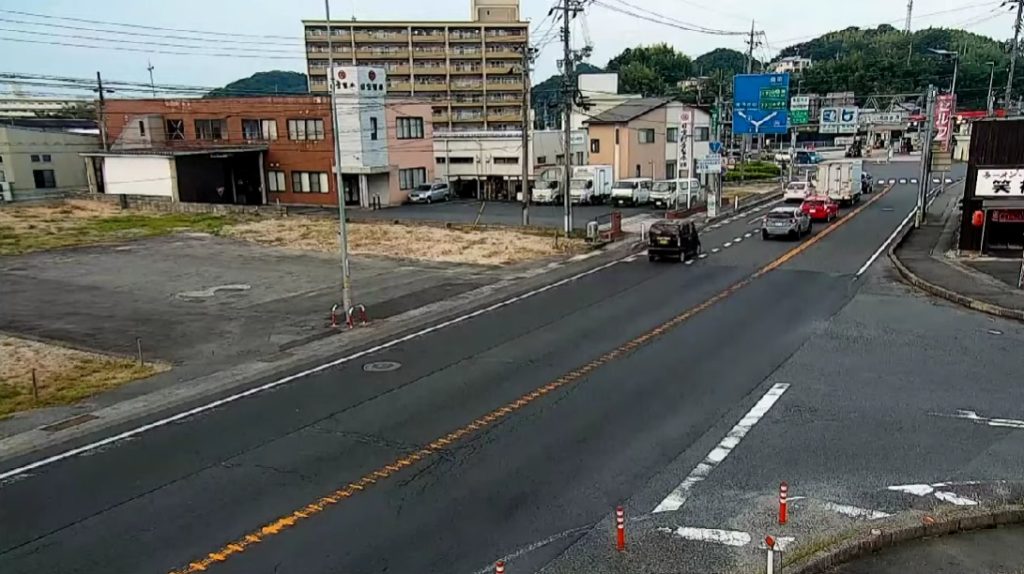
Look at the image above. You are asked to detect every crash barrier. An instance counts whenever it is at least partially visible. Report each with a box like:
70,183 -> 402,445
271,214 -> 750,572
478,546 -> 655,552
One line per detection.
616,505 -> 626,551
346,304 -> 369,328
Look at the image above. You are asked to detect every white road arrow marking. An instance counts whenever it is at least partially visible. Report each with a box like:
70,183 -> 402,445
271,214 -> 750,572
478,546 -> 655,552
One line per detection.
821,502 -> 891,520
932,409 -> 1024,429
659,527 -> 752,547
888,482 -> 979,506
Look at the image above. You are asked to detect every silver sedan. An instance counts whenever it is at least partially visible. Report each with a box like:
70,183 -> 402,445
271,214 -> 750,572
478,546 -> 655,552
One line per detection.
761,206 -> 812,240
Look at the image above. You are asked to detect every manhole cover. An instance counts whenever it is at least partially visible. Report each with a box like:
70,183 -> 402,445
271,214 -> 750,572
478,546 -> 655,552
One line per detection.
363,361 -> 402,372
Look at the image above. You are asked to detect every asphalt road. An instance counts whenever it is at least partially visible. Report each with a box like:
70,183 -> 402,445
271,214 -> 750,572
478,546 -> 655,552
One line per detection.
2,161 -> 1011,574
350,199 -> 649,229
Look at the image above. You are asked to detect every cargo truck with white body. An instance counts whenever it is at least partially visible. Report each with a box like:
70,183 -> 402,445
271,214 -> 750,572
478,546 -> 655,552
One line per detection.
569,165 -> 613,204
816,160 -> 863,206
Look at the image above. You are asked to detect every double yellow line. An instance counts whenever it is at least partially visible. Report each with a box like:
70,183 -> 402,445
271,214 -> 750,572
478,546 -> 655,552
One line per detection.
169,184 -> 896,573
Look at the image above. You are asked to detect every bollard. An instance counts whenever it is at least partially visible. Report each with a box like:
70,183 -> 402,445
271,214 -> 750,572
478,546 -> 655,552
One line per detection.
779,482 -> 788,525
331,304 -> 340,328
765,535 -> 776,574
616,506 -> 626,551
734,196 -> 740,212
640,222 -> 647,243
495,560 -> 505,574
136,337 -> 144,366
31,368 -> 39,402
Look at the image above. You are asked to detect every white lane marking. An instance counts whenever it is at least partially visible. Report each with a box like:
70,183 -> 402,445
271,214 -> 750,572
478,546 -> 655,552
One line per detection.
898,179 -> 908,184
747,217 -> 763,225
910,178 -> 919,184
888,179 -> 897,184
821,502 -> 891,520
660,527 -> 751,547
734,237 -> 743,243
653,383 -> 791,513
685,260 -> 694,266
470,525 -> 592,574
0,255 -> 630,483
854,208 -> 915,278
888,482 -> 979,506
569,251 -> 602,262
698,253 -> 709,259
744,232 -> 752,238
931,409 -> 1024,430
712,248 -> 721,253
723,242 -> 733,248
624,255 -> 639,262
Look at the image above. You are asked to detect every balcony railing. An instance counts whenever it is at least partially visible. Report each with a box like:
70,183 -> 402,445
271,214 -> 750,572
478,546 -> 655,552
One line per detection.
354,30 -> 409,43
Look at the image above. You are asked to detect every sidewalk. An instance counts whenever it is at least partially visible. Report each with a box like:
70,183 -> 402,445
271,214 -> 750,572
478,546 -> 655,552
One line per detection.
891,185 -> 1024,322
829,525 -> 1024,574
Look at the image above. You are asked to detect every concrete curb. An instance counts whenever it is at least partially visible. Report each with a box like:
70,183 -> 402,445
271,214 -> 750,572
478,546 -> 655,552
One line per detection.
789,506 -> 1024,574
888,234 -> 1024,323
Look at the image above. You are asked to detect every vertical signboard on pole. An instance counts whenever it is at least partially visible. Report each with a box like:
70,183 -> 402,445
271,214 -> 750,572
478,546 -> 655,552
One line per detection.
732,73 -> 791,134
790,96 -> 810,125
934,94 -> 955,152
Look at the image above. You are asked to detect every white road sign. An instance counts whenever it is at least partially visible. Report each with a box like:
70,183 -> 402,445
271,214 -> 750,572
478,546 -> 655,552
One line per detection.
697,154 -> 722,174
819,107 -> 859,134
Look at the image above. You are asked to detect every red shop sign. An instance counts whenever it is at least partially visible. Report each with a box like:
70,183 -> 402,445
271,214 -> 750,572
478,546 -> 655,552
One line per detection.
991,209 -> 1024,223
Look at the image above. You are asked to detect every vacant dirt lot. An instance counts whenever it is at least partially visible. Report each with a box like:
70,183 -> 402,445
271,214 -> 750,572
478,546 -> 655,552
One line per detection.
0,335 -> 167,417
0,200 -> 236,255
225,218 -> 586,266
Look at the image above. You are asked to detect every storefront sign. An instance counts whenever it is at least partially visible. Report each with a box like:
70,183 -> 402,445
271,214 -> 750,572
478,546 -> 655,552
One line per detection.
934,94 -> 955,153
991,209 -> 1024,223
976,168 -> 1024,198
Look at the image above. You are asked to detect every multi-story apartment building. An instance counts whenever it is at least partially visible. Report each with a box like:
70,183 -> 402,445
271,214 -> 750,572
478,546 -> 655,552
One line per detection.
303,0 -> 527,132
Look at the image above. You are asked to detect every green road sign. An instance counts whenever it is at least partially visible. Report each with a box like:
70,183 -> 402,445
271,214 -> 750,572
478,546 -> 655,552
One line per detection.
791,109 -> 810,125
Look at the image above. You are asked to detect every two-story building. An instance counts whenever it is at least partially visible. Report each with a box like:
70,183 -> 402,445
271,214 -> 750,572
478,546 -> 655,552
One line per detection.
89,68 -> 435,208
0,118 -> 100,202
585,98 -> 672,182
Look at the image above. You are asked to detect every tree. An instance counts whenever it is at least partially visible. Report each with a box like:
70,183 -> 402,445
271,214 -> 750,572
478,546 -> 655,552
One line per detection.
205,71 -> 308,98
607,44 -> 692,96
693,48 -> 750,77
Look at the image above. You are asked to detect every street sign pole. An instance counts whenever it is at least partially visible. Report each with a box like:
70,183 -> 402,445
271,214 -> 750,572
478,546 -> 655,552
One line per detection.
917,85 -> 936,228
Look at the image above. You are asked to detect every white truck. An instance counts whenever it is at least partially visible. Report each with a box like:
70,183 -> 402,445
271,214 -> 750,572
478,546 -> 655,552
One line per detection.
530,166 -> 564,204
816,160 -> 863,206
569,165 -> 613,205
611,178 -> 653,207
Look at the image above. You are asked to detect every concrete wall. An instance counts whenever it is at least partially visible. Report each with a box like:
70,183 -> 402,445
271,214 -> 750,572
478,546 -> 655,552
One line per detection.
0,125 -> 100,200
386,100 -> 435,203
586,124 -> 619,180
104,156 -> 176,198
623,106 -> 668,180
434,133 -> 528,179
665,104 -> 712,179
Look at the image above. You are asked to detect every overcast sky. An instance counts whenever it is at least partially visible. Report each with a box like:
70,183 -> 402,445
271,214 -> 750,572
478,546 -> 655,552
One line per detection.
0,0 -> 1013,94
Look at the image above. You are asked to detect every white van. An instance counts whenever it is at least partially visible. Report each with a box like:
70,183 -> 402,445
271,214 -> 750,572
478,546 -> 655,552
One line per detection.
611,178 -> 653,206
651,178 -> 703,209
783,181 -> 814,203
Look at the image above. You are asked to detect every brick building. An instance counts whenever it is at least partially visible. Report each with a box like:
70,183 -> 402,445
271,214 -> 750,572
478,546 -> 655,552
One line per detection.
95,90 -> 435,207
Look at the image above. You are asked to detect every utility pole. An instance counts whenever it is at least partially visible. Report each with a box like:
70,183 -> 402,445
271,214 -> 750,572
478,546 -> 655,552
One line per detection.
905,0 -> 914,33
561,0 -> 575,237
521,47 -> 533,226
916,85 -> 936,229
95,72 -> 109,152
1005,0 -> 1024,112
710,91 -> 722,219
146,60 -> 156,97
743,20 -> 757,165
987,61 -> 997,116
325,0 -> 353,315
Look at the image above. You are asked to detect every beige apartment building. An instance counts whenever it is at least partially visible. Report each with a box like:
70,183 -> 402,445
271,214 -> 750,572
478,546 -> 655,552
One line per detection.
303,0 -> 527,132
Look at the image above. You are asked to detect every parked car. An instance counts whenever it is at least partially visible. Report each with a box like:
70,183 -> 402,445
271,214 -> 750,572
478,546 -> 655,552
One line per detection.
800,195 -> 839,222
761,206 -> 812,240
407,182 -> 450,204
783,181 -> 815,203
793,150 -> 823,166
650,178 -> 702,209
611,178 -> 653,206
648,220 -> 701,262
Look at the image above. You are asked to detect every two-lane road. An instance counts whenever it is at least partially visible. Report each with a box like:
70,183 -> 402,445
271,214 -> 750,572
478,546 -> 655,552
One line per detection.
0,168 -> 924,574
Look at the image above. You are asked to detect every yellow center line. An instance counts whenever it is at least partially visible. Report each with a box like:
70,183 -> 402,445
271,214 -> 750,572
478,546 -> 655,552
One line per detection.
169,184 -> 896,574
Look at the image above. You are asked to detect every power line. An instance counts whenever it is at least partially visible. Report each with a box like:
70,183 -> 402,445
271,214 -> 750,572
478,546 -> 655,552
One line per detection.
0,16 -> 304,47
0,8 -> 300,40
590,0 -> 747,36
0,27 -> 304,54
0,35 -> 305,59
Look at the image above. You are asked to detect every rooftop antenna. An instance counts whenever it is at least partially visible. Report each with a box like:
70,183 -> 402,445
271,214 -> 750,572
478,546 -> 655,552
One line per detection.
146,60 -> 156,97
905,0 -> 913,33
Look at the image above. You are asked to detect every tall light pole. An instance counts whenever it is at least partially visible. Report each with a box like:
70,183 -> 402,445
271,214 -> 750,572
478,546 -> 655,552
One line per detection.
1006,0 -> 1024,111
928,47 -> 959,109
987,61 -> 997,116
325,0 -> 353,316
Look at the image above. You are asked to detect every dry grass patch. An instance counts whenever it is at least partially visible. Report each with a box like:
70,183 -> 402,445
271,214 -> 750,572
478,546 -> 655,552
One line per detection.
0,200 -> 238,255
0,335 -> 169,417
224,218 -> 587,266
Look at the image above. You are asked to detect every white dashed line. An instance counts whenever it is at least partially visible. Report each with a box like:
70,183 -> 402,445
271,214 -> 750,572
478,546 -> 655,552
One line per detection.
660,527 -> 751,547
653,383 -> 790,513
734,237 -> 743,243
744,232 -> 752,238
685,260 -> 694,265
711,248 -> 721,253
820,502 -> 891,520
698,253 -> 708,259
723,242 -> 732,248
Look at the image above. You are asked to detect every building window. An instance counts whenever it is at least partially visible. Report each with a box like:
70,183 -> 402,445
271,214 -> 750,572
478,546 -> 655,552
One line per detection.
30,154 -> 40,162
638,129 -> 656,144
590,139 -> 600,153
575,151 -> 584,165
615,129 -> 620,145
555,153 -> 565,165
449,157 -> 473,164
666,161 -> 677,179
291,171 -> 329,193
195,119 -> 226,140
0,169 -> 6,183
399,167 -> 427,190
667,127 -> 679,143
435,157 -> 446,164
287,119 -> 325,141
694,127 -> 710,142
33,169 -> 56,189
635,164 -> 641,177
536,156 -> 547,164
494,157 -> 518,165
243,119 -> 278,141
138,120 -> 146,137
396,117 -> 424,139
166,119 -> 185,140
267,170 -> 286,192
370,117 -> 379,141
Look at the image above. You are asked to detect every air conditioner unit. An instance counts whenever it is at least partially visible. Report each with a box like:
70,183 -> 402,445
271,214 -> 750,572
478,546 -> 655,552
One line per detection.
0,182 -> 12,203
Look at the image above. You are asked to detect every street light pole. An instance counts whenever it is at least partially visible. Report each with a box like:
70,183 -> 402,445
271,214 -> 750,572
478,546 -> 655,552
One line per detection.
916,85 -> 936,229
987,61 -> 997,116
325,0 -> 353,315
1006,0 -> 1023,111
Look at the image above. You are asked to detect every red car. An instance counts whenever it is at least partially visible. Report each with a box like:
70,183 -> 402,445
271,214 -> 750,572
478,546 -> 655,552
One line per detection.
800,196 -> 839,222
